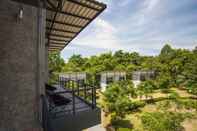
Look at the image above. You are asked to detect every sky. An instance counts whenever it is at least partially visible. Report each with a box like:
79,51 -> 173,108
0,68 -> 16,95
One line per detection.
61,0 -> 197,60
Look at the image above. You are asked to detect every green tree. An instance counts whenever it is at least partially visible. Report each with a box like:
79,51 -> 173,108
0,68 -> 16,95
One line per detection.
48,52 -> 65,72
48,52 -> 65,84
137,80 -> 156,99
159,44 -> 175,62
65,54 -> 86,72
102,81 -> 136,122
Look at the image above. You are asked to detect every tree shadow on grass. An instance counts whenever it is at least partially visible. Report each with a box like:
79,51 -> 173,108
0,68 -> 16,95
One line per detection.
111,120 -> 133,130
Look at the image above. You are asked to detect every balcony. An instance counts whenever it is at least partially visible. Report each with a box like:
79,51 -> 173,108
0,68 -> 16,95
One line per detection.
42,79 -> 100,131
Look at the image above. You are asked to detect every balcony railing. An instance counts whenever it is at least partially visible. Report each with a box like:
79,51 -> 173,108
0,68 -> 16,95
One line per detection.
41,79 -> 97,131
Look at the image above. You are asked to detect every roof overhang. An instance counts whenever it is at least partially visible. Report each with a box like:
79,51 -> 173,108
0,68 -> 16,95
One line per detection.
12,0 -> 106,52
46,0 -> 106,52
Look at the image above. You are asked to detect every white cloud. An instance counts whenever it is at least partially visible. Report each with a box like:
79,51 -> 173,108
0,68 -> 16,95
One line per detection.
144,0 -> 159,11
62,0 -> 197,58
118,0 -> 131,7
135,0 -> 160,25
95,18 -> 117,34
97,0 -> 111,4
73,18 -> 126,50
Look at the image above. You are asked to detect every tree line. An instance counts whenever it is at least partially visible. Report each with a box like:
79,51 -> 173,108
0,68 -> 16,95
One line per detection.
49,44 -> 197,95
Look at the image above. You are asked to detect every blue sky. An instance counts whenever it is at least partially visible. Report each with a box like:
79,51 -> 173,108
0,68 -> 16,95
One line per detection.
61,0 -> 197,60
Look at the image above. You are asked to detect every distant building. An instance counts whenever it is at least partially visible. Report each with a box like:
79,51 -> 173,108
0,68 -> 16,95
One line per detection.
132,70 -> 155,88
100,71 -> 126,91
59,72 -> 86,81
59,72 -> 87,87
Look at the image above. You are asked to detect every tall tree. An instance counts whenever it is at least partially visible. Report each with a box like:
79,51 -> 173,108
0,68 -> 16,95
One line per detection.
48,52 -> 65,72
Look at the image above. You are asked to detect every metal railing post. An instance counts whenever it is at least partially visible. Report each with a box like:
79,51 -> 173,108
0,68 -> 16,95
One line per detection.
77,80 -> 79,96
91,87 -> 94,109
72,80 -> 76,115
84,83 -> 87,99
94,85 -> 96,107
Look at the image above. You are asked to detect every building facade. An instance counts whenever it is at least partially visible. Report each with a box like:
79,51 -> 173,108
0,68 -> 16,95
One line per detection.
0,0 -> 46,130
100,71 -> 126,91
0,0 -> 106,131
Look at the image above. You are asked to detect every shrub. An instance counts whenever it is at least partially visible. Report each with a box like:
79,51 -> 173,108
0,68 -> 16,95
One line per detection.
102,80 -> 145,124
168,92 -> 180,99
141,112 -> 186,131
157,74 -> 171,89
129,101 -> 146,111
185,81 -> 197,95
137,80 -> 156,99
161,88 -> 173,93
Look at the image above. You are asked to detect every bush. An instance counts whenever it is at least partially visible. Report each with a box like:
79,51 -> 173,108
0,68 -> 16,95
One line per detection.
185,81 -> 197,95
129,101 -> 146,111
141,112 -> 186,131
102,80 -> 145,124
168,92 -> 180,99
156,74 -> 171,89
137,80 -> 156,99
180,99 -> 197,110
161,88 -> 173,93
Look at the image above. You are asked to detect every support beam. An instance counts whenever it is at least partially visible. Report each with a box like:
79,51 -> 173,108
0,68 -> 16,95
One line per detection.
46,0 -> 57,9
48,38 -> 68,42
49,41 -> 67,45
49,43 -> 66,46
47,33 -> 73,39
50,45 -> 65,48
46,27 -> 77,34
47,0 -> 62,46
46,19 -> 83,28
48,48 -> 59,50
47,7 -> 91,21
49,46 -> 62,48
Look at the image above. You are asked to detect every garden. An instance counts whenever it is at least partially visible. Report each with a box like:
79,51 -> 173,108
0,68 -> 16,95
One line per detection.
48,44 -> 197,131
100,80 -> 197,131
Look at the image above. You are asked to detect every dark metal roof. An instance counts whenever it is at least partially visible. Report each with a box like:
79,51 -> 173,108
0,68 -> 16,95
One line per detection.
12,0 -> 106,52
46,0 -> 106,52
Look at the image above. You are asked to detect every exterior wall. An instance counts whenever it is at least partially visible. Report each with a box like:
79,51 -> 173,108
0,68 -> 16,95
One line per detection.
0,0 -> 46,130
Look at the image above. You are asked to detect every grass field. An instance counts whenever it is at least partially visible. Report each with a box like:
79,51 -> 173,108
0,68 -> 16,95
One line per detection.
101,88 -> 197,131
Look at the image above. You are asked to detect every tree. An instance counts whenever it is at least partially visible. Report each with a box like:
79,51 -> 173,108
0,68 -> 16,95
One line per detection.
69,54 -> 85,66
65,54 -> 86,72
48,52 -> 65,84
102,81 -> 137,123
62,44 -> 197,96
130,52 -> 142,66
179,50 -> 197,95
160,44 -> 174,57
193,46 -> 197,54
48,52 -> 65,72
157,74 -> 171,89
137,80 -> 156,99
159,44 -> 176,66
